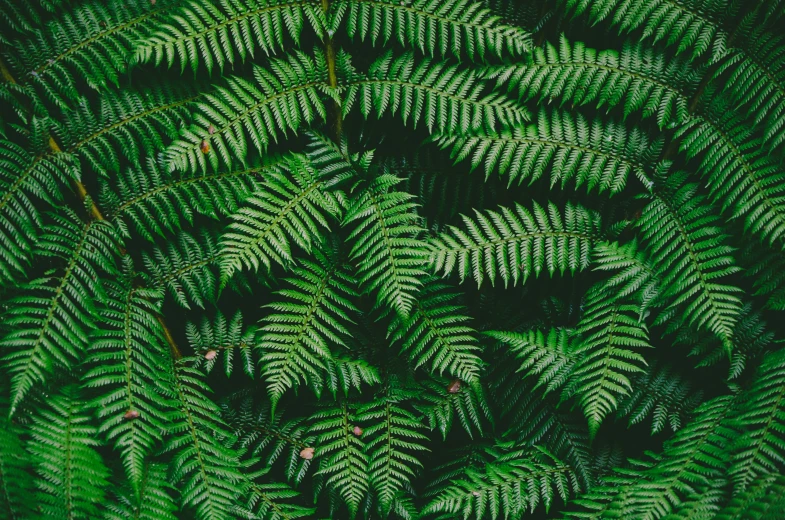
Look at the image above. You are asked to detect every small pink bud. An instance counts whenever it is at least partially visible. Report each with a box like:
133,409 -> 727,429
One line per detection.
124,410 -> 140,420
299,447 -> 314,460
447,379 -> 462,394
204,349 -> 217,361
472,491 -> 480,497
352,426 -> 362,436
208,124 -> 216,134
200,140 -> 210,154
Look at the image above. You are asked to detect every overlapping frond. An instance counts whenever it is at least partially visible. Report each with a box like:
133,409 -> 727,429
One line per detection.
414,376 -> 490,438
310,402 -> 370,516
237,482 -> 316,520
432,110 -> 660,192
28,385 -> 110,520
0,397 -> 36,519
424,446 -> 579,518
343,173 -> 427,317
1,210 -> 118,414
166,50 -> 330,172
166,358 -> 248,519
219,154 -> 343,282
488,35 -> 698,128
337,0 -> 531,60
83,257 -> 174,491
386,278 -> 482,381
0,140 -> 77,286
342,51 -> 529,134
714,474 -> 785,520
104,463 -> 178,520
187,310 -> 256,378
428,201 -> 600,287
135,0 -> 325,74
257,245 -> 363,405
637,170 -> 743,350
357,389 -> 429,511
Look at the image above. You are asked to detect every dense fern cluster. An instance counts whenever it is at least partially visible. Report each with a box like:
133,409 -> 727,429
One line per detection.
1,0 -> 785,518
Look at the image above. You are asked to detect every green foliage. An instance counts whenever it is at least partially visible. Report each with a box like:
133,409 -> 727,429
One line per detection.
3,0 -> 785,517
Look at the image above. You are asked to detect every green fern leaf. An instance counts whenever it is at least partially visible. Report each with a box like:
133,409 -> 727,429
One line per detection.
104,463 -> 178,520
237,482 -> 317,520
187,310 -> 256,379
428,201 -> 600,287
0,396 -> 36,519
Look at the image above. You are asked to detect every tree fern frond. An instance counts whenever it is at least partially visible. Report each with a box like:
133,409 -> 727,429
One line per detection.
414,376 -> 490,438
237,482 -> 316,520
103,155 -> 286,241
1,210 -> 118,414
258,244 -> 360,406
0,398 -> 36,519
104,463 -> 178,520
567,283 -> 651,439
187,310 -> 257,378
712,17 -> 785,156
57,82 -> 196,176
145,229 -> 221,310
428,200 -> 600,288
343,173 -> 427,317
336,0 -> 531,60
134,0 -> 325,74
714,474 -> 785,520
9,0 -> 172,107
0,140 -> 77,286
386,277 -> 483,382
432,110 -> 660,192
166,358 -> 248,519
83,257 -> 174,492
342,50 -> 529,134
357,389 -> 429,512
219,154 -> 343,282
559,0 -> 731,60
310,402 -> 370,517
423,446 -> 579,518
729,349 -> 785,493
166,50 -> 330,172
638,170 -> 743,350
674,98 -> 785,248
487,328 -> 576,395
618,361 -> 703,435
487,35 -> 699,128
592,240 -> 659,316
28,385 -> 110,520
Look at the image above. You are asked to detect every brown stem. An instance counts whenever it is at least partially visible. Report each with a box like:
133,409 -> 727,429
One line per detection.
0,54 -> 182,359
321,0 -> 342,142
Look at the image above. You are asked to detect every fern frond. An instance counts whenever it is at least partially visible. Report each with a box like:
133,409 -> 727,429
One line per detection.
486,328 -> 575,395
135,0 -> 325,74
591,240 -> 659,316
144,229 -> 221,309
618,361 -> 703,435
337,0 -> 531,60
310,402 -> 370,516
9,0 -> 171,107
104,155 -> 285,241
729,350 -> 785,493
57,82 -> 196,176
428,200 -> 600,288
343,173 -> 427,317
0,398 -> 36,519
28,385 -> 110,519
258,244 -> 360,405
567,283 -> 651,439
432,110 -> 659,192
424,446 -> 579,518
714,474 -> 785,520
166,358 -> 248,519
1,210 -> 118,414
219,154 -> 343,282
674,98 -> 785,247
83,257 -> 174,492
166,51 -> 330,172
386,277 -> 482,382
237,482 -> 316,520
104,463 -> 178,520
0,140 -> 77,286
638,170 -> 743,350
414,376 -> 490,438
356,389 -> 429,511
488,35 -> 698,128
559,0 -> 730,60
342,50 -> 528,134
187,310 -> 256,378
712,18 -> 785,156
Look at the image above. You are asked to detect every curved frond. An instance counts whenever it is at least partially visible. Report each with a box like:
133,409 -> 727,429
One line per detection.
187,310 -> 257,378
428,201 -> 600,287
104,463 -> 178,520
